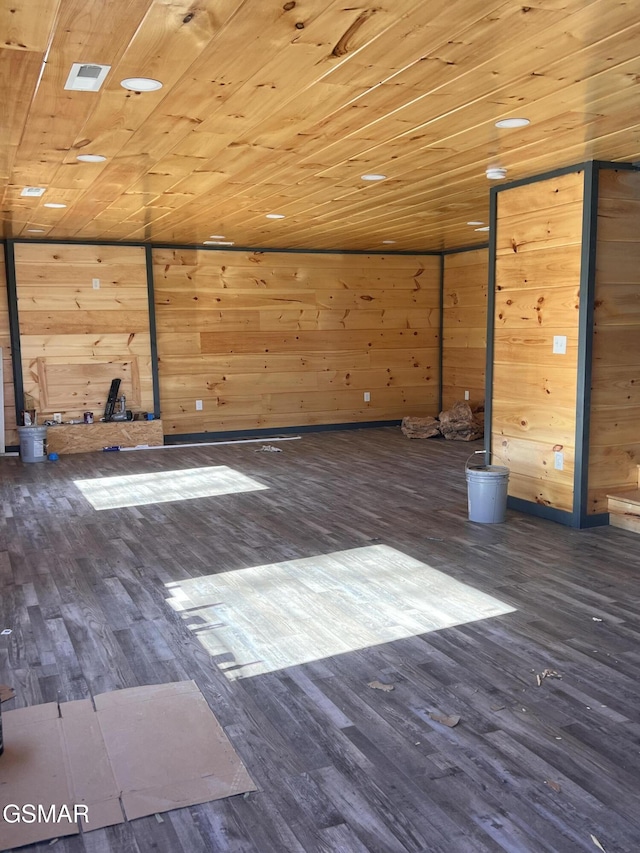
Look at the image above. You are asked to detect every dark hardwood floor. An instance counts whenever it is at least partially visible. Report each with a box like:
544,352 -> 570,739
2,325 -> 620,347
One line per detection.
1,427 -> 640,853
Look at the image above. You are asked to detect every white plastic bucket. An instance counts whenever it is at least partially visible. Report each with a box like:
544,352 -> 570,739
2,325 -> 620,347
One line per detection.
18,425 -> 48,463
465,452 -> 509,523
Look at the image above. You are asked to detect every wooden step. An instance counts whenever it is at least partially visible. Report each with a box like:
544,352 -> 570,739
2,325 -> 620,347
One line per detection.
607,487 -> 640,533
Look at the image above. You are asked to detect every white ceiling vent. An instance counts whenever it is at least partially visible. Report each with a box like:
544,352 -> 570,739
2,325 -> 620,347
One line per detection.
21,187 -> 46,197
64,63 -> 111,92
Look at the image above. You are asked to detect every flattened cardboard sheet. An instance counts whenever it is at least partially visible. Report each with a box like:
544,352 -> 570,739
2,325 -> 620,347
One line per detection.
0,681 -> 255,851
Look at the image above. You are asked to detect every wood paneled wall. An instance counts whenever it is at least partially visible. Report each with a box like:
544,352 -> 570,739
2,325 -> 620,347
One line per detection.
153,250 -> 440,435
492,171 -> 584,513
14,244 -> 153,422
0,247 -> 18,447
442,248 -> 488,410
588,168 -> 640,514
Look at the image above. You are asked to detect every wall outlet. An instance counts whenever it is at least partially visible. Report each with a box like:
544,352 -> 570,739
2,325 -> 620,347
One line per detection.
553,335 -> 567,355
464,390 -> 470,400
363,391 -> 371,402
92,278 -> 100,289
195,400 -> 203,411
53,413 -> 62,424
554,451 -> 564,470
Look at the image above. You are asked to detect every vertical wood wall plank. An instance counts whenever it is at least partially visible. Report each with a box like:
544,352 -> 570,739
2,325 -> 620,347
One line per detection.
491,171 -> 584,513
588,168 -> 640,514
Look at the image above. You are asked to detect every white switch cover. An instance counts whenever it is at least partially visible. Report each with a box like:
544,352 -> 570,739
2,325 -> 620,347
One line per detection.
195,400 -> 203,410
92,278 -> 100,289
363,392 -> 371,402
554,451 -> 564,470
464,390 -> 470,400
553,335 -> 567,354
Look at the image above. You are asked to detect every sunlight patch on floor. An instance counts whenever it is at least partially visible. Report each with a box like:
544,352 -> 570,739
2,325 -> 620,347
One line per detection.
74,466 -> 268,509
165,545 -> 516,679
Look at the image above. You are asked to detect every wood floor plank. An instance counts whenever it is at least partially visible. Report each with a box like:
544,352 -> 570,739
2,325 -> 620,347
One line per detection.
1,429 -> 640,852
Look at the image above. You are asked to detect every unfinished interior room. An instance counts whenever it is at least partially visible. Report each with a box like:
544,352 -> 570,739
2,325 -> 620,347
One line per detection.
1,1 -> 640,851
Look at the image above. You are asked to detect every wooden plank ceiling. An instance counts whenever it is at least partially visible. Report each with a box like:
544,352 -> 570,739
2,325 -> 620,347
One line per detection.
1,0 -> 640,252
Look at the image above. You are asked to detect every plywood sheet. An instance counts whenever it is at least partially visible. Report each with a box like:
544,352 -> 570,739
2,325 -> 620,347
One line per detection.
47,420 -> 163,454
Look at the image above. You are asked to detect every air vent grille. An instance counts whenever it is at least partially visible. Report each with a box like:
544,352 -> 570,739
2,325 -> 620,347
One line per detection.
64,62 -> 111,92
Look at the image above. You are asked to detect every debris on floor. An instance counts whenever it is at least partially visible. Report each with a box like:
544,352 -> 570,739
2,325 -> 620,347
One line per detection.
367,680 -> 394,692
1,629 -> 12,636
429,711 -> 460,727
536,668 -> 562,686
401,401 -> 484,441
590,834 -> 607,852
592,617 -> 603,622
544,780 -> 562,793
254,445 -> 282,452
401,416 -> 440,439
0,685 -> 15,703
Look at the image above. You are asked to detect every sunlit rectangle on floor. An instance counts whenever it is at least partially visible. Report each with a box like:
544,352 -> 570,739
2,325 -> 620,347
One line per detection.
165,545 -> 516,679
74,466 -> 268,509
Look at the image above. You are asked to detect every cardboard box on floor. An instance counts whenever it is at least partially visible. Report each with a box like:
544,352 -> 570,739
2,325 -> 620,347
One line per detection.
0,680 -> 256,851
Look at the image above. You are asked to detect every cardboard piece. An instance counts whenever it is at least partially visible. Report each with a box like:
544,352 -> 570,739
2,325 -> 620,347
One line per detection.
0,681 -> 255,851
0,685 -> 15,703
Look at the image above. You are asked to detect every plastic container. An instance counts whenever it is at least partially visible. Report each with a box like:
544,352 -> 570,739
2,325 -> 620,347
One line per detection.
18,425 -> 48,463
465,451 -> 509,523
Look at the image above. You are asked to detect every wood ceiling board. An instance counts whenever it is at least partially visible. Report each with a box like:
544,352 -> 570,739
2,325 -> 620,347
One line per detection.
0,0 -> 62,52
5,0 -> 640,250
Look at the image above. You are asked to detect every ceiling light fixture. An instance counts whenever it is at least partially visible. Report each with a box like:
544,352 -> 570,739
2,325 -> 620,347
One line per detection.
486,166 -> 508,180
76,154 -> 107,163
382,240 -> 396,244
467,220 -> 484,226
361,174 -> 386,181
21,187 -> 46,197
120,77 -> 163,92
203,240 -> 234,246
209,234 -> 225,239
475,226 -> 490,232
64,63 -> 111,92
265,213 -> 285,219
495,117 -> 530,129
27,229 -> 45,233
44,202 -> 67,208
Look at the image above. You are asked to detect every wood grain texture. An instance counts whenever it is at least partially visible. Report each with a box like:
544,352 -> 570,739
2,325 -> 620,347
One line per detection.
442,249 -> 487,409
2,429 -> 640,853
492,171 -> 584,514
154,249 -> 440,435
3,3 -> 640,250
588,168 -> 640,514
0,247 -> 18,447
15,243 -> 154,422
46,419 -> 163,454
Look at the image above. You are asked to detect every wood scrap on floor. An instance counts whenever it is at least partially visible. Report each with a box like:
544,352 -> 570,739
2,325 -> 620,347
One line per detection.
367,680 -> 394,692
429,711 -> 461,727
0,685 -> 15,703
535,668 -> 562,686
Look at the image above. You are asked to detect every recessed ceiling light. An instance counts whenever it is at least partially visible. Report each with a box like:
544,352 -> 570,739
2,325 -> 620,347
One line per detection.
475,226 -> 490,232
495,117 -> 530,129
76,154 -> 107,163
382,240 -> 396,244
44,202 -> 67,208
27,228 -> 45,233
361,174 -> 386,181
486,166 -> 508,180
21,187 -> 46,197
265,213 -> 285,219
120,77 -> 163,92
467,220 -> 484,226
209,234 -> 225,239
203,240 -> 234,246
